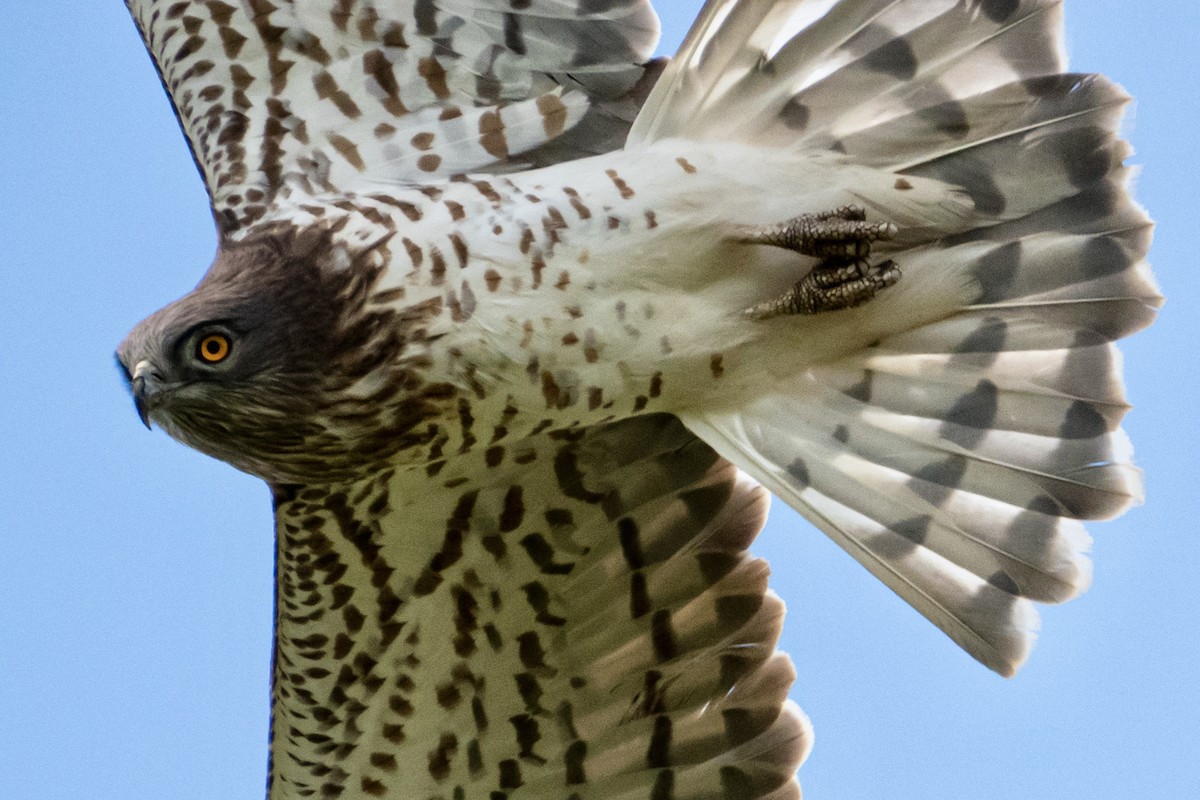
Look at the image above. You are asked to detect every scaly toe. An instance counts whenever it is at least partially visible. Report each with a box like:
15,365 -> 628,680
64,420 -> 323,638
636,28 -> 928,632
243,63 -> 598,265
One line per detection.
735,210 -> 898,259
743,258 -> 902,319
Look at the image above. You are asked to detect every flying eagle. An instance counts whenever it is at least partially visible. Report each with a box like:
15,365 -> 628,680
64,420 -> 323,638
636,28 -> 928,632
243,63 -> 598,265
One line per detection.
115,0 -> 1158,797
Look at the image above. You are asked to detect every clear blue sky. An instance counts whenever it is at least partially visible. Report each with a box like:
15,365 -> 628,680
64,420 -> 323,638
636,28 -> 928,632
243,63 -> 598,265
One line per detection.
1,2 -> 1196,798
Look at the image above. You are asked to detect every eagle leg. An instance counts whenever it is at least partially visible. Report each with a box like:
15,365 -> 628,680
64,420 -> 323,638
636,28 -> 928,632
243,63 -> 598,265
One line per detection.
737,206 -> 902,319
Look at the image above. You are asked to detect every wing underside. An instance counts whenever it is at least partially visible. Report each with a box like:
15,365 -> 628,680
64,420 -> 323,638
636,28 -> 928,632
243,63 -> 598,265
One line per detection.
126,0 -> 662,233
269,414 -> 810,799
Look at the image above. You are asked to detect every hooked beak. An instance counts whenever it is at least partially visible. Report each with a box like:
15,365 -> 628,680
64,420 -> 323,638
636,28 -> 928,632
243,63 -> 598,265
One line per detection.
131,360 -> 161,429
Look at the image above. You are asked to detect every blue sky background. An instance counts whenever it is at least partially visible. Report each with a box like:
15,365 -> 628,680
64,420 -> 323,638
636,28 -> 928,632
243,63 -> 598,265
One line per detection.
1,1 -> 1197,798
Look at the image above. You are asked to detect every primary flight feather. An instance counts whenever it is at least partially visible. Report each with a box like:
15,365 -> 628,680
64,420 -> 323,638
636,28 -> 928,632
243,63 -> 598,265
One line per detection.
115,0 -> 1158,797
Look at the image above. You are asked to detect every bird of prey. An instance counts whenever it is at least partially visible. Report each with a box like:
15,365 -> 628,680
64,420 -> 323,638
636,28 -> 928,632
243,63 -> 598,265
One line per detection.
115,0 -> 1158,797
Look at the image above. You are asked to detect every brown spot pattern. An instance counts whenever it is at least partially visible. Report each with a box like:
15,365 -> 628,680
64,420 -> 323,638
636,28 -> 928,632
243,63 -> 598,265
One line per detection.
604,168 -> 635,199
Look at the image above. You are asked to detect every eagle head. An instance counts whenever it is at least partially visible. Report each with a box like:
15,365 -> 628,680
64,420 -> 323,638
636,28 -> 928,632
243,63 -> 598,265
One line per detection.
116,227 -> 452,485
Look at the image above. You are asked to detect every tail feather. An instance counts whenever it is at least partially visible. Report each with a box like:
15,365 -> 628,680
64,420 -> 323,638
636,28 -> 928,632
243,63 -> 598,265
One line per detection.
631,0 -> 1067,150
636,0 -> 1159,673
899,82 -> 1131,222
836,73 -> 1127,175
765,1 -> 1066,148
687,412 -> 1044,675
690,386 -> 1102,597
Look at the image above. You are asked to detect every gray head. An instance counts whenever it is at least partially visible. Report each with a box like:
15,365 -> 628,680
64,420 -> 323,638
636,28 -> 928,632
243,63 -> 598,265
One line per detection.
116,228 -> 449,485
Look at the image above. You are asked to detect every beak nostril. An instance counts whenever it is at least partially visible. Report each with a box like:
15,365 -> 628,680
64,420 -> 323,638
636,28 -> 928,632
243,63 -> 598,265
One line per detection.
132,359 -> 160,382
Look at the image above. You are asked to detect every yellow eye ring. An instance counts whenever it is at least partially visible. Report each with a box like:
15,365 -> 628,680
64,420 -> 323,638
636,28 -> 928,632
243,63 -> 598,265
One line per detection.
197,333 -> 231,364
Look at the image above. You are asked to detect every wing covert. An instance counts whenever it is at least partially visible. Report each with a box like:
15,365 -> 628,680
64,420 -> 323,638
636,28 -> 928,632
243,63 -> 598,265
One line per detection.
125,0 -> 662,234
268,414 -> 810,800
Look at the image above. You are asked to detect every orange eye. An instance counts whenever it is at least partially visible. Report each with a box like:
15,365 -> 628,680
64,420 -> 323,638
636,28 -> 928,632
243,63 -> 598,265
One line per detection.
197,333 -> 231,364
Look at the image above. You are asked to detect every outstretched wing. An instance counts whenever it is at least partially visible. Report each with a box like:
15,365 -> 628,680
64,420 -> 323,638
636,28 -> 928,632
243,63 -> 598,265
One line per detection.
125,0 -> 662,234
269,414 -> 810,799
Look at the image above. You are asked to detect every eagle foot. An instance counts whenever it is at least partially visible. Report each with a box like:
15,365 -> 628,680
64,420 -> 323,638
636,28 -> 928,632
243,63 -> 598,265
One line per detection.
744,259 -> 901,319
735,205 -> 898,259
739,205 -> 902,318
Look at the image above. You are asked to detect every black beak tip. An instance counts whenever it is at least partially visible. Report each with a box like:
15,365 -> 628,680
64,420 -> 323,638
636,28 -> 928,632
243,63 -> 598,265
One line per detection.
135,400 -> 152,430
132,376 -> 153,429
